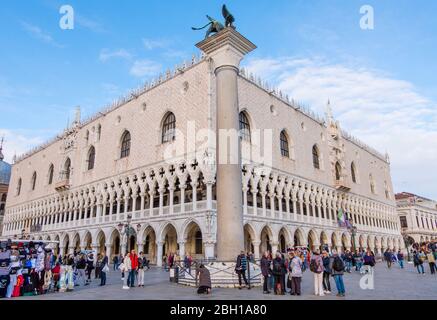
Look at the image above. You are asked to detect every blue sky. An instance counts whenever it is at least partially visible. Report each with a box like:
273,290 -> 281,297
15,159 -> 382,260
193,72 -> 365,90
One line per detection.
0,0 -> 436,199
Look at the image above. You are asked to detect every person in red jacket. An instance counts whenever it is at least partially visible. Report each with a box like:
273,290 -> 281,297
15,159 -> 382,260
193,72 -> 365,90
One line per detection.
12,271 -> 24,297
128,250 -> 139,288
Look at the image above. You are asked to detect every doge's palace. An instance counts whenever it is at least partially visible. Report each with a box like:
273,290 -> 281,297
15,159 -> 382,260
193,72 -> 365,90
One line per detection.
2,27 -> 404,267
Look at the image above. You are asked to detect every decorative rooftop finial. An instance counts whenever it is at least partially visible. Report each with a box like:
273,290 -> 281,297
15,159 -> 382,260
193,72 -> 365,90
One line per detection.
192,4 -> 235,39
73,106 -> 81,127
325,99 -> 334,124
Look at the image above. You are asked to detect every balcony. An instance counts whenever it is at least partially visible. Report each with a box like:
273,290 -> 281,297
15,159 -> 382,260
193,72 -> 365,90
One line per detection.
335,179 -> 351,192
55,179 -> 70,192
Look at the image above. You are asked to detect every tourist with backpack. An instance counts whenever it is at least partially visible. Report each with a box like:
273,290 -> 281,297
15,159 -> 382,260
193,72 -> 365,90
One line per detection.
272,251 -> 286,295
331,250 -> 346,297
397,250 -> 404,269
310,249 -> 324,296
426,250 -> 436,274
384,249 -> 393,269
288,250 -> 303,296
75,254 -> 87,286
413,251 -> 425,274
235,251 -> 249,290
344,250 -> 353,273
260,251 -> 271,294
321,250 -> 331,294
363,249 -> 375,274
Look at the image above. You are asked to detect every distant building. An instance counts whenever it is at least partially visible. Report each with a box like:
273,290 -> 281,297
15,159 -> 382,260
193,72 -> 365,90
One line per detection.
396,192 -> 437,245
0,139 -> 12,236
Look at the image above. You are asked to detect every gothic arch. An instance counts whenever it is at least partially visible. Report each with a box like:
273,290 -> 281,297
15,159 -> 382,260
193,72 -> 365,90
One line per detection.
278,227 -> 292,252
293,228 -> 306,247
244,223 -> 257,254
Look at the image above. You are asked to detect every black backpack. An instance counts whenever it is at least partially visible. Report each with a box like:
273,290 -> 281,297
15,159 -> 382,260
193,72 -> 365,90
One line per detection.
333,257 -> 344,272
272,259 -> 282,275
310,259 -> 321,273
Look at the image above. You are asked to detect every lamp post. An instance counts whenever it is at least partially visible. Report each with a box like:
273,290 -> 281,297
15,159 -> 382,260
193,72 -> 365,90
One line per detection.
403,235 -> 413,261
351,226 -> 358,252
117,213 -> 141,255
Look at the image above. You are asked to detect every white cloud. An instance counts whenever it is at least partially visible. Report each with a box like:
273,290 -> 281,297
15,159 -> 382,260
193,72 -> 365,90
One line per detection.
99,49 -> 133,62
244,57 -> 437,199
142,38 -> 171,50
0,129 -> 48,163
76,15 -> 105,33
20,21 -> 63,48
129,59 -> 162,78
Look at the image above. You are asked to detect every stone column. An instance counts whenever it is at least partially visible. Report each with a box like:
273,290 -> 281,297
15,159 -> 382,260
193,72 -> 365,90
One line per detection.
156,242 -> 164,267
271,242 -> 279,255
105,244 -> 112,261
251,188 -> 258,215
242,185 -> 248,215
206,182 -> 214,210
252,241 -> 261,259
149,190 -> 155,216
204,242 -> 216,260
191,181 -> 198,212
116,197 -> 121,220
196,28 -> 256,261
140,193 -> 145,212
109,200 -> 114,216
180,186 -> 186,214
92,245 -> 99,265
178,241 -> 186,260
132,195 -> 137,212
158,187 -> 164,215
121,240 -> 127,256
278,195 -> 283,219
169,186 -> 175,214
96,204 -> 102,223
261,192 -> 267,217
285,196 -> 290,220
269,194 -> 275,217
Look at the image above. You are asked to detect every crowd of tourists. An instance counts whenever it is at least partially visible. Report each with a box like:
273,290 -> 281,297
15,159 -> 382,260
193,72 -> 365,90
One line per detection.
410,242 -> 437,274
0,239 -> 109,299
2,238 -> 436,299
236,248 -> 375,298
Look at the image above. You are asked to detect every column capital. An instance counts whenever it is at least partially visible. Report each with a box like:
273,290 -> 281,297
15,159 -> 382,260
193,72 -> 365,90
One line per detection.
196,28 -> 257,71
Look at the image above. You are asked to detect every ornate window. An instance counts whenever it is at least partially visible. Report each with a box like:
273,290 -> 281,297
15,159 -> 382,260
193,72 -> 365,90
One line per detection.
351,162 -> 357,183
195,230 -> 203,255
48,164 -> 54,185
280,130 -> 289,157
87,146 -> 96,170
369,174 -> 375,194
31,172 -> 37,191
239,112 -> 251,142
335,162 -> 342,181
384,181 -> 390,199
64,158 -> 71,180
312,145 -> 320,169
120,131 -> 131,158
16,178 -> 22,196
97,124 -> 102,141
161,112 -> 176,143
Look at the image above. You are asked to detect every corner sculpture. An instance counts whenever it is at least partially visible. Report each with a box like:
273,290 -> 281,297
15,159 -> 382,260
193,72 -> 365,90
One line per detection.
192,4 -> 235,39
